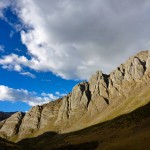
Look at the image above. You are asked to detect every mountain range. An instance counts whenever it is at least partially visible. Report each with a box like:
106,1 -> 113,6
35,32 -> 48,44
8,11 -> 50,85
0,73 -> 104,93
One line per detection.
0,50 -> 150,149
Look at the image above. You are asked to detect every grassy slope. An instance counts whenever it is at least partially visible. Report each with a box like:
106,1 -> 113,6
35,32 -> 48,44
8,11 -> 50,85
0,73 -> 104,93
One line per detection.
18,102 -> 150,150
9,76 -> 150,143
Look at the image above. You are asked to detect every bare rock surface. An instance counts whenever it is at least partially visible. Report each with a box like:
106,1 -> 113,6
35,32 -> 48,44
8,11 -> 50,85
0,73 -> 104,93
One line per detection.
0,112 -> 24,138
40,99 -> 62,128
0,50 -> 150,141
18,106 -> 42,137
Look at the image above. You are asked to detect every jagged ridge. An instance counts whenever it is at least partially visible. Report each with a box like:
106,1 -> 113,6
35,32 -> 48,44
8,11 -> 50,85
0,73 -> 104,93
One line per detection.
0,50 -> 150,141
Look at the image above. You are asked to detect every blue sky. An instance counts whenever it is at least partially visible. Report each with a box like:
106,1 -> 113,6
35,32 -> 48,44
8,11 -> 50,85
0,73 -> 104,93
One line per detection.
0,0 -> 150,112
0,7 -> 80,112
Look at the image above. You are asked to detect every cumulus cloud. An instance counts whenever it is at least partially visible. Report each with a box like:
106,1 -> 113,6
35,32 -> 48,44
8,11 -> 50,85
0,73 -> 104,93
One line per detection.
0,54 -> 36,78
55,91 -> 66,97
0,0 -> 11,17
1,0 -> 150,79
0,85 -> 62,106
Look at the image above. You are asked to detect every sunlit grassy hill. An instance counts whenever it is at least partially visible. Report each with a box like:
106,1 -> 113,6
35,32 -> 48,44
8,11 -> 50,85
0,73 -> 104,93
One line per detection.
18,102 -> 150,150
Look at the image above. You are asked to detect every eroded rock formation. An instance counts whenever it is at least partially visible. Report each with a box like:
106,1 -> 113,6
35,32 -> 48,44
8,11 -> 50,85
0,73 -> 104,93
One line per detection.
0,50 -> 150,141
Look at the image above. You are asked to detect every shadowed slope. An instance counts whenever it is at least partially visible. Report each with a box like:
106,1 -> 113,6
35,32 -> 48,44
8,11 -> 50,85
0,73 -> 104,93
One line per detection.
0,137 -> 21,150
18,102 -> 150,150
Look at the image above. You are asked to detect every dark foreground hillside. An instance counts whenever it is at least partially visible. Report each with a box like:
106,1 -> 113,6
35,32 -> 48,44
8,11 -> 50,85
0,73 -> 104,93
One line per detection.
0,137 -> 21,150
17,102 -> 150,150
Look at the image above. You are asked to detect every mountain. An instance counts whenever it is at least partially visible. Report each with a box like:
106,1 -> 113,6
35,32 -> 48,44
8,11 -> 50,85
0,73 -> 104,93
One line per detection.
0,50 -> 150,149
0,112 -> 16,121
0,102 -> 149,150
18,102 -> 150,150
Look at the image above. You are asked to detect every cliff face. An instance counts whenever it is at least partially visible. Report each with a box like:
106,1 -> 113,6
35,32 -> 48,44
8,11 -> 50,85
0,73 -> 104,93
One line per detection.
0,112 -> 24,138
0,51 -> 150,141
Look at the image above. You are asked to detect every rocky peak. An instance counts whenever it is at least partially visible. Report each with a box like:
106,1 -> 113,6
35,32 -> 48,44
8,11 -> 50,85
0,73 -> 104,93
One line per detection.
89,70 -> 109,99
0,50 -> 150,141
18,105 -> 43,137
70,81 -> 91,109
107,51 -> 149,97
124,57 -> 146,80
56,82 -> 91,124
0,112 -> 24,138
110,51 -> 148,83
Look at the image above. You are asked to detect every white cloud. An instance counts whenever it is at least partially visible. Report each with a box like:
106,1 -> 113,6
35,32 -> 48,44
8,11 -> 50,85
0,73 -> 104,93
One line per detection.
55,91 -> 66,97
0,54 -> 36,78
0,54 -> 28,65
0,0 -> 11,18
0,85 -> 63,106
14,64 -> 22,72
41,93 -> 58,100
20,72 -> 36,78
1,0 -> 150,79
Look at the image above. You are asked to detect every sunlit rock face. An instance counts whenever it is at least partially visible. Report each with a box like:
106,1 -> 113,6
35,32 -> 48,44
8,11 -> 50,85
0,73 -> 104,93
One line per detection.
0,50 -> 150,141
0,112 -> 24,138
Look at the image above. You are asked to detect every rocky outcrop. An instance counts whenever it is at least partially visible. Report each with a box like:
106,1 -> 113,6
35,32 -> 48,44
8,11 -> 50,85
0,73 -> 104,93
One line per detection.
0,50 -> 150,141
108,51 -> 148,97
0,112 -> 24,138
87,71 -> 109,115
56,82 -> 91,124
89,71 -> 109,99
19,106 -> 42,136
40,99 -> 62,129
